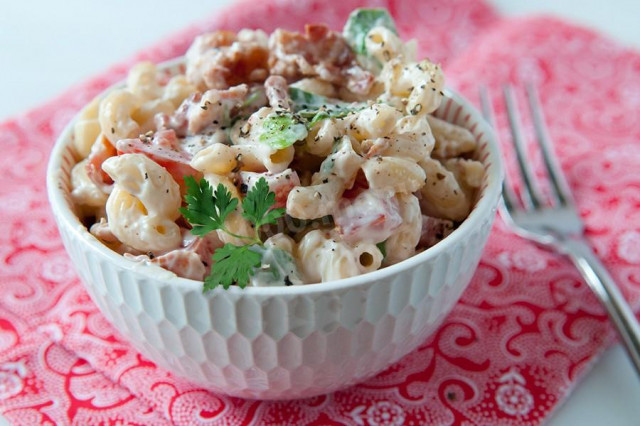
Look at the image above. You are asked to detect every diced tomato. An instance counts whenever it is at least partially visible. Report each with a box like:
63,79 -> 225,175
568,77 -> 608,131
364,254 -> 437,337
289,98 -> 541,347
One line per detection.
341,169 -> 369,200
272,177 -> 299,209
116,129 -> 201,192
334,189 -> 402,244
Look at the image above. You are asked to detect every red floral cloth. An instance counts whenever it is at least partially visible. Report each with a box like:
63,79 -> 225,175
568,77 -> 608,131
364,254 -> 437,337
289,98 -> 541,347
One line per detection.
1,0 -> 640,424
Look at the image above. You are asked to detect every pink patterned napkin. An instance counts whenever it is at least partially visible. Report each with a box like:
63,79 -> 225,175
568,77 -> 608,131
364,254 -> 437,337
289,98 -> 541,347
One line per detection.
2,0 -> 640,424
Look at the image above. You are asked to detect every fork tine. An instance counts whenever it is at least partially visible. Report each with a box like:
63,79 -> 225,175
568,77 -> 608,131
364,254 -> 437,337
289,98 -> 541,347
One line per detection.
503,85 -> 545,210
479,87 -> 519,212
526,84 -> 574,206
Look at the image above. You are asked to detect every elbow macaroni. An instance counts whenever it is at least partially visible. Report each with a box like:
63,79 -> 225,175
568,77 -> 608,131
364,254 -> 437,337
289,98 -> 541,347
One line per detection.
298,230 -> 383,282
384,193 -> 421,265
99,90 -> 143,145
70,16 -> 484,285
418,157 -> 471,221
103,154 -> 182,252
287,136 -> 363,220
73,96 -> 102,159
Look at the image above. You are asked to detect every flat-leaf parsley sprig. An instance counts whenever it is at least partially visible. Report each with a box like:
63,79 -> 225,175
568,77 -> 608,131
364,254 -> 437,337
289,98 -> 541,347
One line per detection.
180,176 -> 285,291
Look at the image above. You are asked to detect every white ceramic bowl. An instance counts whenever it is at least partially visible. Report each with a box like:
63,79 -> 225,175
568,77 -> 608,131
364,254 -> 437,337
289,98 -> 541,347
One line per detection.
47,60 -> 503,400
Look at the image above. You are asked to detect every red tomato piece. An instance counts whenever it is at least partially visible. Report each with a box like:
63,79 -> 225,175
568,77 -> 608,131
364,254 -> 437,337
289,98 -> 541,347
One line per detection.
334,189 -> 403,244
116,129 -> 201,192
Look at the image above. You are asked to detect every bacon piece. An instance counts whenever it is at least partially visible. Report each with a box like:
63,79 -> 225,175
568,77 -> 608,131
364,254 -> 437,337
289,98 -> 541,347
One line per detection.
264,75 -> 291,110
185,231 -> 224,276
86,135 -> 117,187
419,215 -> 455,248
124,231 -> 223,280
157,85 -> 250,137
186,30 -> 270,90
126,250 -> 205,281
269,24 -> 374,94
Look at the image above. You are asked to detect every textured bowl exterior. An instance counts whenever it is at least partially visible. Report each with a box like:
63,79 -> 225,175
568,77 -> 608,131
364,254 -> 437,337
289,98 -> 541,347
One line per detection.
47,61 -> 502,399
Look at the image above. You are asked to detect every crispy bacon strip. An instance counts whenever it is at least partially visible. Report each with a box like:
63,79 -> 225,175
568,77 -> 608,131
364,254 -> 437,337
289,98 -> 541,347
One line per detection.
419,215 -> 454,248
124,231 -> 224,280
86,135 -> 117,187
157,84 -> 252,138
264,75 -> 291,110
269,24 -> 374,95
186,30 -> 270,90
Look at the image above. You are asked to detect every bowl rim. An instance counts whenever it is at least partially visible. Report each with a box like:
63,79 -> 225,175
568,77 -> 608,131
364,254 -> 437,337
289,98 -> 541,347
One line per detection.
47,58 -> 504,297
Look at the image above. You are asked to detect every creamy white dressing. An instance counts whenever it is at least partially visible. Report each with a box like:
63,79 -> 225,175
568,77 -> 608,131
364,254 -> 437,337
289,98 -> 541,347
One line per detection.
334,189 -> 402,244
181,132 -> 227,157
248,245 -> 303,287
70,17 -> 482,287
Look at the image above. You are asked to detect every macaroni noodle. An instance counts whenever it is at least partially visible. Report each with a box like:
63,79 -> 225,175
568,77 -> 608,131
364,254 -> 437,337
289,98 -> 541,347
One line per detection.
70,10 -> 484,286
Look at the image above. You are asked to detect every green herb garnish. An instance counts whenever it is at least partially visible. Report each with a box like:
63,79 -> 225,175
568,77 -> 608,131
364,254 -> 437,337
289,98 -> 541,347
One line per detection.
181,176 -> 286,291
181,176 -> 239,238
241,177 -> 286,235
259,111 -> 308,149
343,8 -> 398,56
289,88 -> 365,128
205,244 -> 262,290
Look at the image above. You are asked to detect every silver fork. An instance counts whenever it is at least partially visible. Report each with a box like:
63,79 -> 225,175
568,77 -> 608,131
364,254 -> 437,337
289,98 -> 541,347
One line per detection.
481,84 -> 640,376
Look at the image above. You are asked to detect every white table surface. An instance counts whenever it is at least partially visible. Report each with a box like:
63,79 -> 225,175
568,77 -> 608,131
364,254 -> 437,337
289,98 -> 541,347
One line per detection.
2,1 -> 639,424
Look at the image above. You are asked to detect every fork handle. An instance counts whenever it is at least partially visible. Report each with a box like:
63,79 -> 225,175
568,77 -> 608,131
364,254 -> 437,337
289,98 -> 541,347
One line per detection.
559,238 -> 640,375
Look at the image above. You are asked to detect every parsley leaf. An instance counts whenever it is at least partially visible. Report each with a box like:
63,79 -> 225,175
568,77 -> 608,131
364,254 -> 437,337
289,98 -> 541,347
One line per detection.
204,244 -> 262,291
242,177 -> 286,230
259,111 -> 308,149
181,175 -> 290,291
180,176 -> 238,236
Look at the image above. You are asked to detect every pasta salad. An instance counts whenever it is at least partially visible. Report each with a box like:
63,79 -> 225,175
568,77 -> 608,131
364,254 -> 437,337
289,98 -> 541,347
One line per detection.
69,9 -> 484,289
